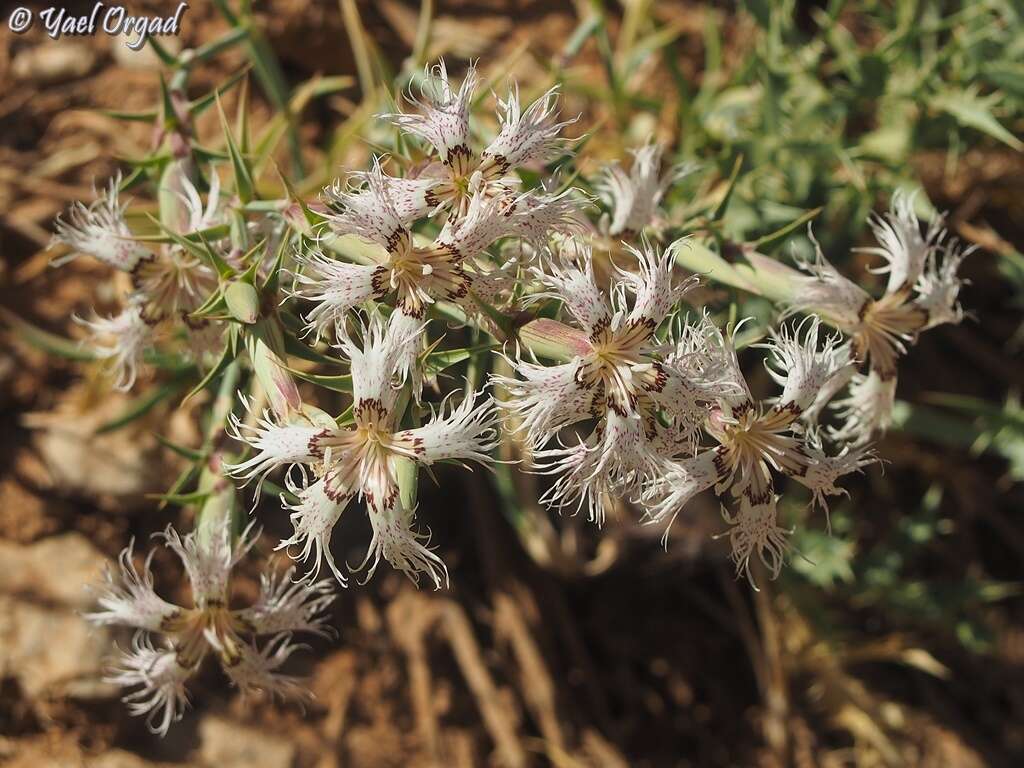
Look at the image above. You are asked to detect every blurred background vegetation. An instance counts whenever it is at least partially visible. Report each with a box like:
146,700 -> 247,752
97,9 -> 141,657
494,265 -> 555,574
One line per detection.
1,1 -> 1022,766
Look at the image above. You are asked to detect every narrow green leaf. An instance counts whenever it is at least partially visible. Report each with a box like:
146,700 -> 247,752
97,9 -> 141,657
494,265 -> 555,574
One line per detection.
281,328 -> 348,366
287,368 -> 353,393
147,36 -> 180,67
152,489 -> 212,506
100,108 -> 158,123
96,378 -> 185,434
751,207 -> 823,249
0,309 -> 96,362
188,26 -> 250,66
711,154 -> 744,221
931,89 -> 1023,151
133,223 -> 232,245
188,66 -> 253,117
182,330 -> 238,405
216,94 -> 256,202
154,433 -> 207,462
425,344 -> 499,375
562,14 -> 602,60
158,463 -> 200,511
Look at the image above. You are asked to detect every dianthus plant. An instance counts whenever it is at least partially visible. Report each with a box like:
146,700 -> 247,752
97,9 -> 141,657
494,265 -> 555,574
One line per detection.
39,57 -> 961,730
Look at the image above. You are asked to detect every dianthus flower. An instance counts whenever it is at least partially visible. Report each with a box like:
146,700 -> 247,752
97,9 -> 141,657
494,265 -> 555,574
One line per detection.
295,160 -> 582,344
374,60 -> 578,221
748,191 -> 970,442
596,139 -> 697,237
227,311 -> 498,588
55,169 -> 225,388
495,238 -> 725,525
88,524 -> 334,735
640,317 -> 873,580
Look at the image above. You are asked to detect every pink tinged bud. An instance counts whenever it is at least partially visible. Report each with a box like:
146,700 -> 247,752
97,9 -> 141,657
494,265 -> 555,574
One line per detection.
283,202 -> 313,236
248,321 -> 301,419
518,318 -> 592,362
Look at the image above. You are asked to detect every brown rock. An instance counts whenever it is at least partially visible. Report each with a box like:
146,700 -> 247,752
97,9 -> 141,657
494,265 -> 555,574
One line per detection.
12,41 -> 98,84
0,595 -> 112,700
26,393 -> 166,502
0,533 -> 115,700
198,716 -> 296,768
0,533 -> 108,608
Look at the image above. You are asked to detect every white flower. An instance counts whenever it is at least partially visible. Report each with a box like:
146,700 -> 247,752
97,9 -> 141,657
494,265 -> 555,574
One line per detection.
641,318 -> 865,579
747,196 -> 969,441
225,402 -> 322,496
291,248 -> 384,338
89,523 -> 335,734
355,497 -> 449,589
794,440 -> 875,518
299,162 -> 581,338
159,523 -> 251,611
801,343 -> 858,426
596,140 -> 697,236
830,370 -> 897,445
533,409 -> 653,527
916,239 -> 973,329
773,228 -> 872,331
232,312 -> 498,586
383,60 -> 478,174
768,198 -> 968,383
720,496 -> 791,583
279,476 -> 349,585
222,634 -> 311,701
87,542 -> 179,630
56,170 -> 225,394
239,566 -> 336,636
379,175 -> 447,223
496,239 -> 716,523
128,170 -> 222,325
480,84 -> 578,175
175,168 -> 222,235
52,174 -> 153,271
108,635 -> 191,736
378,60 -> 578,218
860,190 -> 946,294
75,304 -> 153,391
763,316 -> 847,414
131,244 -> 219,324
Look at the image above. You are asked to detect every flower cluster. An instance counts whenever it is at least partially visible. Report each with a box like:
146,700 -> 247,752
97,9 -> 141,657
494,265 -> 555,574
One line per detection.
53,169 -> 226,389
46,57 -> 969,732
221,61 -> 584,587
495,239 -> 718,526
498,247 -> 874,578
748,191 -> 971,443
639,317 -> 874,579
87,524 -> 334,735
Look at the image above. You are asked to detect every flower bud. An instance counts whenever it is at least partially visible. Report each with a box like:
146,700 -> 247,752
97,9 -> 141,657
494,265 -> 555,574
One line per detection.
248,319 -> 302,419
194,460 -> 238,551
158,160 -> 196,235
224,280 -> 261,324
517,318 -> 591,362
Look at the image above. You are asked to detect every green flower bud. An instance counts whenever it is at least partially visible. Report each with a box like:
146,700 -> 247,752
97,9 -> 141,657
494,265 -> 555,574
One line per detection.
224,280 -> 261,324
